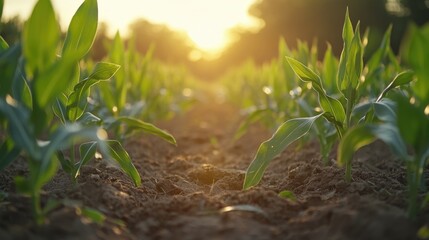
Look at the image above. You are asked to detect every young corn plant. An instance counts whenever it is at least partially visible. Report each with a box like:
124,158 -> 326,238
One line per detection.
338,23 -> 429,218
0,0 -> 104,224
243,9 -> 412,190
0,0 -> 174,224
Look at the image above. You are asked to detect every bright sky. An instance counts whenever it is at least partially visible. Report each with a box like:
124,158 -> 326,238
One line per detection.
2,0 -> 261,54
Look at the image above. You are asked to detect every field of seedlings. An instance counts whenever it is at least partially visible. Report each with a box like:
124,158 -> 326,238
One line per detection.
1,0 -> 429,239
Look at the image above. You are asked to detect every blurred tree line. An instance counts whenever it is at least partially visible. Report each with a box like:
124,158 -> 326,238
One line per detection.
1,0 -> 428,80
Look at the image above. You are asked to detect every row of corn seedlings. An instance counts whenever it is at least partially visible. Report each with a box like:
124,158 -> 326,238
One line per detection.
223,10 -> 428,218
0,0 -> 195,224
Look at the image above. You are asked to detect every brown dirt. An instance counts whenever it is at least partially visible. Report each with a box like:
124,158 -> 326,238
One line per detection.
1,95 -> 428,240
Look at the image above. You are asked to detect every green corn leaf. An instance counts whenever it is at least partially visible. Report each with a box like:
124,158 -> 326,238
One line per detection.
75,141 -> 97,178
402,24 -> 429,105
53,94 -> 68,124
115,116 -> 176,145
373,101 -> 397,123
87,62 -> 120,80
56,151 -> 74,176
337,125 -> 376,181
349,23 -> 363,89
366,25 -> 392,77
342,8 -> 354,49
0,36 -> 8,51
34,58 -> 77,108
40,124 -> 100,164
243,114 -> 323,190
322,44 -> 338,93
77,112 -> 102,126
337,8 -> 354,92
62,0 -> 98,59
81,207 -> 106,224
397,97 -> 429,153
0,138 -> 21,170
23,0 -> 60,73
101,140 -> 141,187
34,124 -> 101,190
0,44 -> 21,97
287,57 -> 346,126
0,98 -> 38,158
67,62 -> 120,121
97,81 -> 116,114
286,57 -> 320,84
109,32 -> 126,112
376,70 -> 415,102
372,123 -> 409,160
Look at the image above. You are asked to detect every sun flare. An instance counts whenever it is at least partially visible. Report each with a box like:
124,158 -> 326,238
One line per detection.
3,0 -> 261,55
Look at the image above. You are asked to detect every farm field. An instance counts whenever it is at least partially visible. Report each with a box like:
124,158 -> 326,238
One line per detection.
0,92 -> 423,240
1,0 -> 429,239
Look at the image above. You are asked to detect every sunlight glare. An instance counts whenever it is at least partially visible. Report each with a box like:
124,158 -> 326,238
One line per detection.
3,0 -> 261,54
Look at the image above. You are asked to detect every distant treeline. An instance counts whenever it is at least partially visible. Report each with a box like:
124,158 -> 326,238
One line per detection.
2,0 -> 428,79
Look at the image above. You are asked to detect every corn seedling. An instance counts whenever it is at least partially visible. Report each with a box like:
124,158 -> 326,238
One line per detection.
338,24 -> 429,218
243,9 -> 412,190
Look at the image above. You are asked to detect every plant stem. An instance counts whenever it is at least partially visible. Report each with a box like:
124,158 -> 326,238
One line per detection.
407,160 -> 422,219
32,192 -> 43,225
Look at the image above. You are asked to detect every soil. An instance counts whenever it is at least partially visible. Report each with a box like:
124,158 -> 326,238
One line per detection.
1,94 -> 428,240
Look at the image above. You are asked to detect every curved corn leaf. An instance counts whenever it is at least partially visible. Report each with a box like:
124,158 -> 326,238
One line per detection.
62,0 -> 98,59
0,36 -> 8,51
397,96 -> 429,154
40,124 -> 100,165
377,70 -> 415,102
67,62 -> 120,121
338,123 -> 409,182
53,94 -> 68,124
286,57 -> 346,126
87,62 -> 120,80
373,101 -> 397,123
286,57 -> 320,84
337,125 -> 376,181
366,25 -> 392,78
353,99 -> 396,124
115,116 -> 176,145
23,0 -> 60,73
243,114 -> 323,190
75,141 -> 98,178
372,123 -> 409,160
101,140 -> 141,187
77,112 -> 102,126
